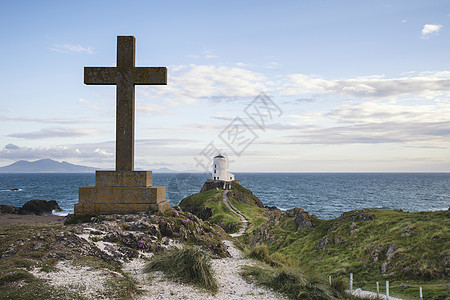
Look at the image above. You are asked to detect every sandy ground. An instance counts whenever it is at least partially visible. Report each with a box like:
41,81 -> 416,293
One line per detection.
0,213 -> 64,226
125,240 -> 287,300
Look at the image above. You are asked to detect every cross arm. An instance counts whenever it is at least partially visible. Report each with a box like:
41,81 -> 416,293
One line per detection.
84,67 -> 118,85
133,67 -> 167,85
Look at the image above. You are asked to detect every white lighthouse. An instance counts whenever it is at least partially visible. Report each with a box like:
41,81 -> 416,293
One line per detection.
212,154 -> 235,181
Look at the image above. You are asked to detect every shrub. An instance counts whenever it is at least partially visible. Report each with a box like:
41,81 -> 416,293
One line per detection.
242,265 -> 353,300
143,245 -> 217,293
247,244 -> 274,265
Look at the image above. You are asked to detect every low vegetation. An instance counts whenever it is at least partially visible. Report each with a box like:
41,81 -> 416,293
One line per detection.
240,209 -> 450,300
0,210 -> 227,299
179,188 -> 243,233
182,182 -> 449,299
241,262 -> 353,300
143,245 -> 218,294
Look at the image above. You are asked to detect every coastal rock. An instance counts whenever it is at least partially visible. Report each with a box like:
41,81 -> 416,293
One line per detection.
251,207 -> 313,247
0,204 -> 20,214
290,207 -> 313,229
328,209 -> 373,233
350,229 -> 360,235
19,199 -> 62,215
200,181 -> 228,192
386,244 -> 397,259
317,236 -> 329,249
333,237 -> 347,244
0,228 -> 115,265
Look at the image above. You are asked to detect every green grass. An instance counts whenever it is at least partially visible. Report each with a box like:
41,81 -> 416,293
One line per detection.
241,265 -> 355,300
143,245 -> 218,293
105,273 -> 142,300
180,189 -> 222,208
228,195 -> 267,225
246,244 -> 274,266
206,199 -> 242,233
242,209 -> 449,300
0,268 -> 85,300
180,188 -> 243,233
0,222 -> 138,299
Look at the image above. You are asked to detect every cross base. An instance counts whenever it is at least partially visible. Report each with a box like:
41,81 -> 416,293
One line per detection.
74,170 -> 169,215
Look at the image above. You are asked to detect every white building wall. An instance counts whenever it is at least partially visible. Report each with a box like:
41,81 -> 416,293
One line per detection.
212,155 -> 234,181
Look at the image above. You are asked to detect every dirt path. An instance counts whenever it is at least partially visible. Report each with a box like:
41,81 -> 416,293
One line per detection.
128,240 -> 285,300
125,190 -> 285,299
0,213 -> 64,226
222,189 -> 248,237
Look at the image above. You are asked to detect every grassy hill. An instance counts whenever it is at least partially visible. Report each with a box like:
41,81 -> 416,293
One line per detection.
179,182 -> 450,299
246,209 -> 449,299
179,181 -> 267,233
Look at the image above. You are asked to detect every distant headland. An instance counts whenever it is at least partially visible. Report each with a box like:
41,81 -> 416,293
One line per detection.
0,159 -> 179,173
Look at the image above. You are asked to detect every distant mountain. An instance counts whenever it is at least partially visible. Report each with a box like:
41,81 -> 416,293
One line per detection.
152,167 -> 178,173
0,159 -> 97,173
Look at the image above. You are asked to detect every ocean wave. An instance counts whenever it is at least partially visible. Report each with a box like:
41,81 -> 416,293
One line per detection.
53,210 -> 70,216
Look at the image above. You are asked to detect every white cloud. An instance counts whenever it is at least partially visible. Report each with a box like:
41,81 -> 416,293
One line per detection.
235,62 -> 250,67
204,50 -> 218,59
143,64 -> 269,105
136,102 -> 166,114
50,44 -> 94,54
265,61 -> 280,70
0,144 -> 113,161
327,101 -> 450,124
276,101 -> 450,147
421,24 -> 443,38
8,127 -> 103,139
281,72 -> 450,98
0,114 -> 102,124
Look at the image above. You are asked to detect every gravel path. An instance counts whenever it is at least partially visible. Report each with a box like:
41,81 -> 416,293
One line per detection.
222,189 -> 248,237
127,240 -> 285,300
350,288 -> 403,300
124,191 -> 285,299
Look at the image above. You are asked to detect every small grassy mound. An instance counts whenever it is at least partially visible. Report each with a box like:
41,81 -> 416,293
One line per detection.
180,189 -> 242,233
246,244 -> 276,266
143,245 -> 217,293
244,244 -> 353,299
241,265 -> 353,300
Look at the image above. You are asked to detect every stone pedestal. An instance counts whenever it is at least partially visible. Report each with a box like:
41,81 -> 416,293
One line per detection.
74,170 -> 169,215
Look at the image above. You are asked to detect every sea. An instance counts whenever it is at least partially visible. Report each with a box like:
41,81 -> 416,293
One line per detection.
0,173 -> 449,219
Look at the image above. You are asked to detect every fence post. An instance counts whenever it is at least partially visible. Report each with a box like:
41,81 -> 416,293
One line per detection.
386,281 -> 389,300
420,286 -> 423,300
376,281 -> 379,298
329,275 -> 331,285
350,273 -> 353,296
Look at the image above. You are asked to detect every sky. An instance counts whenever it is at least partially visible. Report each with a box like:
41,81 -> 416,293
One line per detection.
0,0 -> 449,172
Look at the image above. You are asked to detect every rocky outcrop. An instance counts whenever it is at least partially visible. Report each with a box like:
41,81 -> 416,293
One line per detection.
0,200 -> 62,215
179,196 -> 214,221
327,209 -> 373,233
200,181 -> 229,192
228,182 -> 265,208
285,207 -> 313,229
0,204 -> 20,214
19,199 -> 63,215
0,227 -> 115,265
199,181 -> 265,209
64,209 -> 230,259
251,207 -> 313,247
0,209 -> 231,281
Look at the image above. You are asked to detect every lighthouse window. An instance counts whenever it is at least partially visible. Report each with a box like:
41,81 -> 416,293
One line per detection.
214,170 -> 216,173
214,164 -> 216,168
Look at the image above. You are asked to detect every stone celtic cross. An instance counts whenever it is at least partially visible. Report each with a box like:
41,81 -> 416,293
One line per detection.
84,36 -> 167,171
